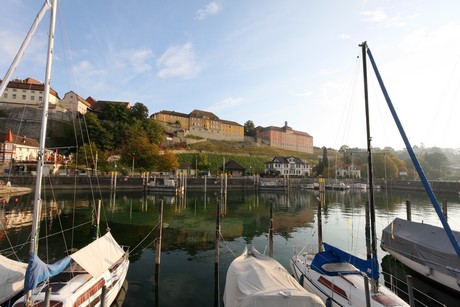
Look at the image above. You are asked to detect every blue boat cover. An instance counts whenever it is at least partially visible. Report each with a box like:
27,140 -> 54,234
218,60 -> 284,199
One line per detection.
24,252 -> 72,291
310,242 -> 379,280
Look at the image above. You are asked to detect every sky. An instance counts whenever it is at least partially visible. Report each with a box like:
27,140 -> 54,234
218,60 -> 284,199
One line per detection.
1,0 -> 460,151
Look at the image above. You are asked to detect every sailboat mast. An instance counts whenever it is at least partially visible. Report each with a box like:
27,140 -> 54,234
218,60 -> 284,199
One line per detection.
360,41 -> 379,291
29,0 -> 58,256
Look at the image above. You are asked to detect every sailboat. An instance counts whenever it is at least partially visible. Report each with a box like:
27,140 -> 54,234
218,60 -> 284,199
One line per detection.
361,38 -> 460,294
289,42 -> 409,307
0,1 -> 129,306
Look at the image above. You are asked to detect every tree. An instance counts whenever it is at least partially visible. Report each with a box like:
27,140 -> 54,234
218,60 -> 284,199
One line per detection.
157,150 -> 179,172
322,147 -> 329,168
244,120 -> 256,137
143,119 -> 165,144
82,113 -> 113,151
197,152 -> 210,170
99,103 -> 130,124
120,135 -> 159,172
130,102 -> 149,120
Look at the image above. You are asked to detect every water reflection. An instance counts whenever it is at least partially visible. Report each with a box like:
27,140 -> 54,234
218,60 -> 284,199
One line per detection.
0,188 -> 459,306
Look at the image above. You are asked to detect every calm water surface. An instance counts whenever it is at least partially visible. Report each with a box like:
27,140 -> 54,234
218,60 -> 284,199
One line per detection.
1,187 -> 459,306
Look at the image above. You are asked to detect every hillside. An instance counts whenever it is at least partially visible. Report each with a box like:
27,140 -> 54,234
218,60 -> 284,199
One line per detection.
174,140 -> 317,174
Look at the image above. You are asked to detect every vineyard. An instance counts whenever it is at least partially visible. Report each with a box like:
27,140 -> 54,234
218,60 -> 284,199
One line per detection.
175,140 -> 316,174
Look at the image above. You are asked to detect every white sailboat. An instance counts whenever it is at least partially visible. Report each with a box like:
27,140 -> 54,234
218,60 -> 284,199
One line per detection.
0,1 -> 129,306
289,42 -> 408,307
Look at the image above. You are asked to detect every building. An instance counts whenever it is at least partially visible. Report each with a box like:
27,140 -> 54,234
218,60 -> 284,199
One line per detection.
0,130 -> 40,165
61,91 -> 92,115
151,109 -> 244,142
0,78 -> 60,107
336,164 -> 361,178
264,156 -> 311,177
256,122 -> 313,154
221,160 -> 246,176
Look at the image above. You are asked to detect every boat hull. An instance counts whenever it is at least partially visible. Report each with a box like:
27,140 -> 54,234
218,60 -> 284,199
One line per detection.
383,247 -> 460,293
290,253 -> 408,307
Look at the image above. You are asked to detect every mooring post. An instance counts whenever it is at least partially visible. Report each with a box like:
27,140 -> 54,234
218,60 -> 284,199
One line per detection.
317,197 -> 323,252
406,275 -> 415,306
442,200 -> 448,220
155,200 -> 163,266
215,199 -> 221,265
269,200 -> 274,258
406,200 -> 411,221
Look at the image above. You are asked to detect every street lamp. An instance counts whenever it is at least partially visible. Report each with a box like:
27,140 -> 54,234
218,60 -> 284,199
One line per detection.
131,153 -> 135,177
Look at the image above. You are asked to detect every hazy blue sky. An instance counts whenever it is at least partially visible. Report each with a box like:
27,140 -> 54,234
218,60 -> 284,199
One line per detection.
1,0 -> 460,150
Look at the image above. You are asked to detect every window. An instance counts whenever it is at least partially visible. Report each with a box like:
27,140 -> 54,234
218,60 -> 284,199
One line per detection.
31,96 -> 35,101
22,95 -> 26,100
12,94 -> 16,99
13,89 -> 17,92
3,93 -> 7,98
39,96 -> 43,101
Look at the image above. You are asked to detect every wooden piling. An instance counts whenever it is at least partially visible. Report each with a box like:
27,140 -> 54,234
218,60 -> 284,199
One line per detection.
317,197 -> 323,252
155,200 -> 163,266
442,200 -> 448,220
269,200 -> 274,258
406,200 -> 411,221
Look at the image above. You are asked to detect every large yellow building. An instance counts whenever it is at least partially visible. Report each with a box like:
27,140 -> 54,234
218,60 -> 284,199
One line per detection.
151,109 -> 244,142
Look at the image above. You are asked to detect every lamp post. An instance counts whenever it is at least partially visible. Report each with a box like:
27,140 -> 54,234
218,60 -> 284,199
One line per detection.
131,153 -> 135,177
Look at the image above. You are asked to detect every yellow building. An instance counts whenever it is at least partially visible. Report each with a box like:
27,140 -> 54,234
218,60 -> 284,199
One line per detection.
151,109 -> 244,141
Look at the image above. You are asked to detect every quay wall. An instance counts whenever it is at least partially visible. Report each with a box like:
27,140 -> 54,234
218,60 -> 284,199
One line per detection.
2,175 -> 460,194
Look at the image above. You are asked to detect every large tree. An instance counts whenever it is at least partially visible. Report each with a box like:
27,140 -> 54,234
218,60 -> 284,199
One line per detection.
130,102 -> 149,120
244,120 -> 256,137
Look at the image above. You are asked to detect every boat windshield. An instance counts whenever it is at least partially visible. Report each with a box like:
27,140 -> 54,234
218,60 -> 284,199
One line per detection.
321,262 -> 360,274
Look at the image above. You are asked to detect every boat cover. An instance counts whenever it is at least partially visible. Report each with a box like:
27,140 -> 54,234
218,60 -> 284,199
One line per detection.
314,242 -> 379,280
24,253 -> 71,291
0,254 -> 27,304
70,231 -> 125,278
224,246 -> 324,307
381,218 -> 460,279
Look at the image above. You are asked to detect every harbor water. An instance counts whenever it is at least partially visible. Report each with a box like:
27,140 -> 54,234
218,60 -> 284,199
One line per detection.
1,187 -> 459,306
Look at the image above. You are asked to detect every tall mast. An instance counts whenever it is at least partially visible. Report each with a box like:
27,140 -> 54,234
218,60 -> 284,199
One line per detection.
30,0 -> 57,256
0,2 -> 51,97
360,41 -> 379,292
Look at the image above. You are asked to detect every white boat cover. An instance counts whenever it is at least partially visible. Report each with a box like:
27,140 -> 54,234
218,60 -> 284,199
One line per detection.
224,246 -> 324,307
381,218 -> 460,280
70,232 -> 124,278
0,254 -> 27,304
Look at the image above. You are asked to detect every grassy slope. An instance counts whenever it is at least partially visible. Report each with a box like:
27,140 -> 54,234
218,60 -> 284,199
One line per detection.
175,140 -> 316,173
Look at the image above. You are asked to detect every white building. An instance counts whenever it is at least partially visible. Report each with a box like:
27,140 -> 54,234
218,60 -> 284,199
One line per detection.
0,78 -> 60,107
264,156 -> 311,176
61,91 -> 92,115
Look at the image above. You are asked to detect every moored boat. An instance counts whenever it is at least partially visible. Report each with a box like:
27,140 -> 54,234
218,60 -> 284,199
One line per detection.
224,246 -> 324,307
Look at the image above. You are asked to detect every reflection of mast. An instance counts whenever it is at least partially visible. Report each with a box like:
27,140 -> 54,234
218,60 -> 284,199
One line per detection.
214,199 -> 221,307
155,200 -> 163,307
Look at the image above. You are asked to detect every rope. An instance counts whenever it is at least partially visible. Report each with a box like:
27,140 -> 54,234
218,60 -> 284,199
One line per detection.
130,220 -> 161,255
218,230 -> 237,258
